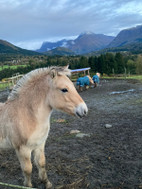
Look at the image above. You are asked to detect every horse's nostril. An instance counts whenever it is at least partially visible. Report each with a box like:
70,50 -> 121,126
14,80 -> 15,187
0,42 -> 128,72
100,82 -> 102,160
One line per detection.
84,110 -> 87,115
76,111 -> 83,118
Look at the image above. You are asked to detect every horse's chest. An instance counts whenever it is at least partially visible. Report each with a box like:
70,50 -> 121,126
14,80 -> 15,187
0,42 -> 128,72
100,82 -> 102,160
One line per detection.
28,123 -> 50,148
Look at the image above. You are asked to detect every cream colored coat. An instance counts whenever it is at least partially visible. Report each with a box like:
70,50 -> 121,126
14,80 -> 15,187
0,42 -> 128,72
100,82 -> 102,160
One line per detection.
0,66 -> 88,189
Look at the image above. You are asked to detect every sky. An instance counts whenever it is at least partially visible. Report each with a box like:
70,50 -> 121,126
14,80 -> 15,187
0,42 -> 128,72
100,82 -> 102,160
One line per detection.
0,0 -> 142,50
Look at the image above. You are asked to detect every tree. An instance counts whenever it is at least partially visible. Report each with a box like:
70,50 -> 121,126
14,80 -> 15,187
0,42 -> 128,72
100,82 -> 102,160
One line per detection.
104,53 -> 116,75
88,56 -> 95,70
126,59 -> 136,74
98,54 -> 105,74
79,56 -> 89,68
135,55 -> 142,74
115,52 -> 125,74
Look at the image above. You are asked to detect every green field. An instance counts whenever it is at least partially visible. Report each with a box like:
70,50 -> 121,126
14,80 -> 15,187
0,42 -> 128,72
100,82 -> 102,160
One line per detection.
102,75 -> 142,82
0,81 -> 13,90
126,75 -> 142,80
0,65 -> 26,71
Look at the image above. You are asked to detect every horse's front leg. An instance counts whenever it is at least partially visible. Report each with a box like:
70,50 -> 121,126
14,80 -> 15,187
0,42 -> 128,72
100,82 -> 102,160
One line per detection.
16,146 -> 32,187
79,86 -> 83,92
33,142 -> 52,189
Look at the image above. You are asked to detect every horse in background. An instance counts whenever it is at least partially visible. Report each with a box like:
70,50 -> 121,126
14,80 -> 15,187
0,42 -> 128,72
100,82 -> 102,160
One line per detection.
0,66 -> 88,189
92,72 -> 100,88
76,75 -> 94,91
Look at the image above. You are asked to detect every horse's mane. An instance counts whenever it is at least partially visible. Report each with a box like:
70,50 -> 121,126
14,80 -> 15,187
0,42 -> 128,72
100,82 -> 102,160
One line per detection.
8,66 -> 71,101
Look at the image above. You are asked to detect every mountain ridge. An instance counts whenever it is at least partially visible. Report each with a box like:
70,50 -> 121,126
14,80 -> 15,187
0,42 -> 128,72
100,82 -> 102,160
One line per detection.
37,32 -> 115,54
108,25 -> 142,48
0,39 -> 40,55
37,25 -> 142,55
1,25 -> 142,56
44,47 -> 75,56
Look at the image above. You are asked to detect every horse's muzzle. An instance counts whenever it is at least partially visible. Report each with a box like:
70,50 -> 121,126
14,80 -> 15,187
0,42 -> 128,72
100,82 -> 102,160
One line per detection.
75,103 -> 88,118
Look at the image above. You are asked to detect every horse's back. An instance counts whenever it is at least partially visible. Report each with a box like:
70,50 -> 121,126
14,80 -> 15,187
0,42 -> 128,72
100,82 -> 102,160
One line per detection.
77,76 -> 90,86
81,76 -> 89,86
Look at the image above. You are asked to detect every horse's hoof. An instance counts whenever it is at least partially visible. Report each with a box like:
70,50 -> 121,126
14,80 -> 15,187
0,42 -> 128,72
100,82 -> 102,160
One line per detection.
46,181 -> 52,189
24,182 -> 32,188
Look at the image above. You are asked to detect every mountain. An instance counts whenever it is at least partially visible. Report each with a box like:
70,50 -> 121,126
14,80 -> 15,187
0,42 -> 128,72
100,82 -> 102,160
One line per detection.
67,32 -> 114,54
44,47 -> 75,56
37,32 -> 115,55
87,42 -> 142,56
36,39 -> 67,53
108,25 -> 142,48
0,39 -> 39,55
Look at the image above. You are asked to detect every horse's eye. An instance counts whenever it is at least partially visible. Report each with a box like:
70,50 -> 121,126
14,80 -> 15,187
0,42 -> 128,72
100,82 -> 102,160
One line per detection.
61,88 -> 68,93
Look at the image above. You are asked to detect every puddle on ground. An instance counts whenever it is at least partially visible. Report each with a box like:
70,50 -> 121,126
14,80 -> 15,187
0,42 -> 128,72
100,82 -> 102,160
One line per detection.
110,89 -> 135,95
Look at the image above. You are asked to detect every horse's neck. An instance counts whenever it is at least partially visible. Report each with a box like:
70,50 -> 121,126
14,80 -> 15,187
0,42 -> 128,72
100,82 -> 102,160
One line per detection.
88,76 -> 93,84
19,83 -> 47,111
36,103 -> 52,125
15,87 -> 52,126
10,76 -> 53,125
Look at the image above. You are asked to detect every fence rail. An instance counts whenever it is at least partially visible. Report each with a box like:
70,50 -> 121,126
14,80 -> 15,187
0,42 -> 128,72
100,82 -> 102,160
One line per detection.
0,73 -> 23,101
0,73 -> 23,90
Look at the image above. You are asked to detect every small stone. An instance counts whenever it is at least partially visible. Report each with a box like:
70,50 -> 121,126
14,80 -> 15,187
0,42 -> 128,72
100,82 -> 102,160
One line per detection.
76,133 -> 90,138
105,124 -> 112,128
70,130 -> 80,134
56,119 -> 66,123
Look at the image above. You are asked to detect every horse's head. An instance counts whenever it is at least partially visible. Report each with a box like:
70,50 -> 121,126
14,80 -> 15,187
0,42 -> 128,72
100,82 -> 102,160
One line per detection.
96,72 -> 100,77
47,66 -> 88,118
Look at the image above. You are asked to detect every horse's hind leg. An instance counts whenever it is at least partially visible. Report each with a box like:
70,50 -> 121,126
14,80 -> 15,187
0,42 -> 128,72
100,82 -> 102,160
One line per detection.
16,146 -> 32,187
33,143 -> 52,189
79,86 -> 83,92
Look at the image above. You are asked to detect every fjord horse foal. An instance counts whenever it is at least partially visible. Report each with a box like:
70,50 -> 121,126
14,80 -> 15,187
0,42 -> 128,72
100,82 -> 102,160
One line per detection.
0,66 -> 88,188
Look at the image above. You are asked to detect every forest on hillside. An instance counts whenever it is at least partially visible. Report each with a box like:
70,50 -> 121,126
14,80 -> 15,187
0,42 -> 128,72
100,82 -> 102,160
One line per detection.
0,52 -> 142,81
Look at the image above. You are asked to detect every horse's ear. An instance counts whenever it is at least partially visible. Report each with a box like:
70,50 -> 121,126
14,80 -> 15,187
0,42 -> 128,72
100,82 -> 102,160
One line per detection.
50,69 -> 56,79
62,65 -> 71,77
64,65 -> 69,70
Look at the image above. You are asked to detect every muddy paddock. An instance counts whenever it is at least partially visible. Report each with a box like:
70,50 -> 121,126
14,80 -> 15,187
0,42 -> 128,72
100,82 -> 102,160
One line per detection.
0,79 -> 142,189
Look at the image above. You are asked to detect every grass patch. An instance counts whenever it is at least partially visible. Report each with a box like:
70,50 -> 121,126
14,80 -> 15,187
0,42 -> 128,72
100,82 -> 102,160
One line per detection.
71,74 -> 142,82
0,81 -> 13,90
102,75 -> 142,82
0,65 -> 26,71
126,75 -> 142,81
51,118 -> 68,124
53,133 -> 76,143
135,98 -> 142,105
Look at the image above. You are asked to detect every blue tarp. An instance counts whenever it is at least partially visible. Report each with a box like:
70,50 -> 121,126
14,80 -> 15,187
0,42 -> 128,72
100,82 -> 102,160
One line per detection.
76,76 -> 90,87
92,75 -> 99,83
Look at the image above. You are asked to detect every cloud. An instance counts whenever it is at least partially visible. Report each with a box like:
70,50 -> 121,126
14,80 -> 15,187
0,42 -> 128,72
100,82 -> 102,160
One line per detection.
0,0 -> 142,49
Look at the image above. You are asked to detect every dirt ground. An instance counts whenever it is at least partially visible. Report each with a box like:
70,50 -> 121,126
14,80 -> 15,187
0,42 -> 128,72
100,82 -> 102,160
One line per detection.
0,79 -> 142,189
